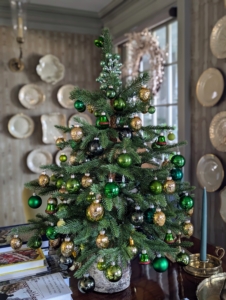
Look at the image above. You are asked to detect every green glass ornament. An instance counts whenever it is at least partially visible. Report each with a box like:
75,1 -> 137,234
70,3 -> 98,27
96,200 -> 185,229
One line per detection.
171,153 -> 186,168
113,98 -> 126,111
45,199 -> 57,215
74,100 -> 86,112
167,131 -> 175,141
94,35 -> 104,48
104,179 -> 120,198
117,150 -> 132,168
149,178 -> 163,195
58,201 -> 69,212
176,250 -> 190,266
46,224 -> 59,240
50,174 -> 57,182
104,262 -> 122,282
170,168 -> 183,181
148,106 -> 156,114
28,193 -> 42,209
59,154 -> 67,162
97,258 -> 107,271
139,250 -> 150,265
164,230 -> 175,244
56,176 -> 65,189
144,204 -> 156,224
30,236 -> 42,249
86,192 -> 96,202
78,274 -> 95,293
66,175 -> 80,193
179,193 -> 194,210
130,206 -> 144,226
152,254 -> 169,272
156,133 -> 167,146
96,112 -> 109,129
106,86 -> 116,99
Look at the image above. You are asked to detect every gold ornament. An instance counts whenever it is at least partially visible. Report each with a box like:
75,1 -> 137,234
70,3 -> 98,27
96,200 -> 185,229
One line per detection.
59,186 -> 68,201
153,208 -> 166,226
72,246 -> 79,258
161,158 -> 170,168
139,86 -> 151,102
10,234 -> 22,250
187,207 -> 194,216
183,220 -> 194,237
70,125 -> 83,142
49,238 -> 61,248
38,172 -> 50,187
81,173 -> 93,188
87,104 -> 94,113
86,200 -> 104,222
55,137 -> 65,149
141,105 -> 149,114
69,261 -> 82,271
57,218 -> 65,227
127,237 -> 138,257
96,230 -> 109,249
130,116 -> 142,131
69,153 -> 77,165
61,237 -> 74,257
163,177 -> 176,194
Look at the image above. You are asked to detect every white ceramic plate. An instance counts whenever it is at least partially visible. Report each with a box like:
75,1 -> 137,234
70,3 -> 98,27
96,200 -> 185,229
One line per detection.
220,187 -> 226,223
55,148 -> 72,166
27,148 -> 53,173
68,113 -> 92,127
196,68 -> 224,107
210,15 -> 226,59
209,111 -> 226,152
36,54 -> 65,85
57,84 -> 75,109
8,113 -> 34,139
196,154 -> 224,192
41,113 -> 66,144
18,84 -> 45,109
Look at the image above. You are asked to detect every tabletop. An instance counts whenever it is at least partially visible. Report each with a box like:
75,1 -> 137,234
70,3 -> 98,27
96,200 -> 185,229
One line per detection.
70,237 -> 225,300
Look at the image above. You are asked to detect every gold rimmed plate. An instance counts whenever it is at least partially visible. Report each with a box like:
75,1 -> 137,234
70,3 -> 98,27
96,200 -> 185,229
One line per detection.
209,111 -> 226,152
210,15 -> 226,59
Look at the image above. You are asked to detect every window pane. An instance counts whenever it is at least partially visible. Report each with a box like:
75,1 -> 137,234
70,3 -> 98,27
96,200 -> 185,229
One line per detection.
172,64 -> 178,103
154,66 -> 169,105
168,21 -> 178,63
152,26 -> 166,51
171,105 -> 178,142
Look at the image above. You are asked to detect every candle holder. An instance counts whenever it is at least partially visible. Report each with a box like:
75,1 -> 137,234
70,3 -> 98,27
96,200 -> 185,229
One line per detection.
184,247 -> 225,278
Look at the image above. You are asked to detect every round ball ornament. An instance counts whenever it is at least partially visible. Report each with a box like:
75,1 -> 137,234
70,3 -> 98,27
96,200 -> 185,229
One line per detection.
130,206 -> 144,226
139,86 -> 151,102
164,230 -> 176,244
59,153 -> 67,162
50,174 -> 57,183
104,179 -> 120,198
171,153 -> 186,168
96,230 -> 109,249
148,106 -> 156,114
113,98 -> 126,111
117,150 -> 132,168
163,177 -> 176,194
66,175 -> 80,193
167,131 -> 175,141
55,137 -> 65,149
176,250 -> 190,266
127,237 -> 138,258
139,249 -> 150,264
144,204 -> 156,224
61,237 -> 74,257
153,208 -> 166,226
106,86 -> 116,99
96,112 -> 109,129
78,274 -> 95,293
170,168 -> 183,181
86,200 -> 104,222
87,137 -> 103,156
87,104 -> 94,113
149,177 -> 163,195
30,236 -> 42,249
104,262 -> 122,282
38,172 -> 50,187
46,224 -> 59,240
57,219 -> 66,227
81,173 -> 93,188
94,35 -> 104,47
130,116 -> 142,131
10,234 -> 22,250
152,254 -> 169,273
183,220 -> 194,237
97,258 -> 107,271
74,100 -> 86,112
118,125 -> 132,141
58,255 -> 74,271
56,176 -> 65,189
28,193 -> 42,209
70,125 -> 83,142
179,193 -> 194,210
86,192 -> 96,202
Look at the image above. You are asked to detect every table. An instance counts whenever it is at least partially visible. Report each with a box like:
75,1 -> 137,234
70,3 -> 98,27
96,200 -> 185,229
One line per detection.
70,237 -> 225,300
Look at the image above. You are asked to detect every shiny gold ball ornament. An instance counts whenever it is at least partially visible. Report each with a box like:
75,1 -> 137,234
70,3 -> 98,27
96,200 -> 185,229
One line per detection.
153,208 -> 166,226
96,230 -> 109,249
61,237 -> 74,257
139,85 -> 151,102
10,234 -> 23,250
69,154 -> 77,165
86,200 -> 104,222
38,172 -> 50,187
183,220 -> 194,237
81,173 -> 93,188
130,116 -> 142,131
163,177 -> 176,194
57,218 -> 66,227
59,185 -> 68,201
70,125 -> 83,142
87,104 -> 94,113
55,136 -> 65,149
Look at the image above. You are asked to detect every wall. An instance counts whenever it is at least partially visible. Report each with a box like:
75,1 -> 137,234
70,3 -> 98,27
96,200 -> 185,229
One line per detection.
0,26 -> 101,226
191,0 -> 226,249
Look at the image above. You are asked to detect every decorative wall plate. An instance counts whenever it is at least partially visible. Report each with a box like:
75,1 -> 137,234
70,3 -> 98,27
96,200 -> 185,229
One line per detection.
36,54 -> 65,85
41,113 -> 66,144
209,111 -> 226,152
55,148 -> 72,166
27,149 -> 53,173
57,84 -> 74,109
210,15 -> 226,59
8,113 -> 34,139
196,68 -> 224,107
220,187 -> 226,223
196,154 -> 224,192
68,113 -> 92,127
18,84 -> 45,109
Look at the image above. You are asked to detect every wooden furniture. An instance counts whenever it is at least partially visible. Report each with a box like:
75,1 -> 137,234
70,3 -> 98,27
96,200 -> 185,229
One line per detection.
70,237 -> 225,300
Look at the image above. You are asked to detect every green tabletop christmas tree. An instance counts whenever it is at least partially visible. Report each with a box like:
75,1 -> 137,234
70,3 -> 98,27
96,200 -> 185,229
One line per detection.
15,28 -> 194,292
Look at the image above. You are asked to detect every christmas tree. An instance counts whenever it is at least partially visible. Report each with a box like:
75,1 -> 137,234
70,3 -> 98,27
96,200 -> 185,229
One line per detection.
15,28 -> 194,287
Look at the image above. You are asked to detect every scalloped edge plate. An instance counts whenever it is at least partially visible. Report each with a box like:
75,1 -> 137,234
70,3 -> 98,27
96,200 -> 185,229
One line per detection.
27,148 -> 53,173
210,15 -> 226,59
68,113 -> 92,127
209,111 -> 226,152
57,84 -> 75,109
19,84 -> 46,109
8,113 -> 34,139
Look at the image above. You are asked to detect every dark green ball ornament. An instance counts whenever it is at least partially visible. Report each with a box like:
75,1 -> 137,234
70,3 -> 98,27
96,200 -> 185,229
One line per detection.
176,250 -> 190,266
148,106 -> 156,114
117,151 -> 132,168
30,236 -> 42,249
104,262 -> 122,282
130,206 -> 144,226
56,177 -> 65,189
106,86 -> 116,99
144,204 -> 156,224
66,175 -> 80,193
59,154 -> 67,162
152,254 -> 169,272
171,153 -> 186,168
78,274 -> 95,293
104,179 -> 120,198
74,100 -> 86,112
170,168 -> 183,181
113,98 -> 126,111
94,35 -> 104,48
86,192 -> 96,202
46,225 -> 59,240
149,178 -> 163,195
96,113 -> 109,129
179,193 -> 194,210
28,194 -> 42,209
